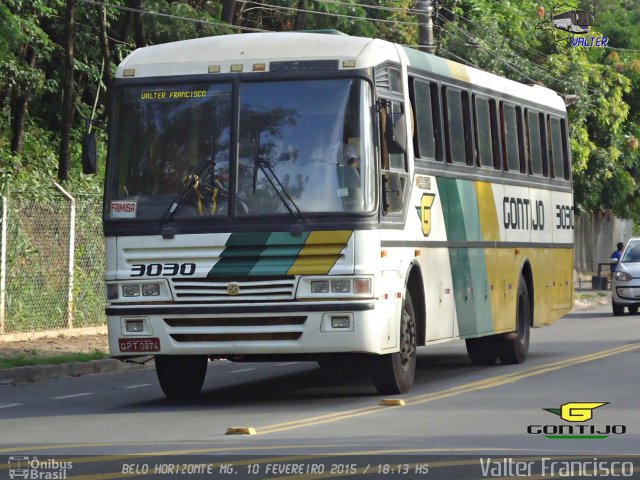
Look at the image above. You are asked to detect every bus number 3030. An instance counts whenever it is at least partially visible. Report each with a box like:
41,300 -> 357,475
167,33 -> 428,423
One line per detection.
131,263 -> 196,277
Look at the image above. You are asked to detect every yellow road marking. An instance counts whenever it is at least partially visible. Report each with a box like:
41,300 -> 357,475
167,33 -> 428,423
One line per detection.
1,342 -> 637,478
258,342 -> 640,434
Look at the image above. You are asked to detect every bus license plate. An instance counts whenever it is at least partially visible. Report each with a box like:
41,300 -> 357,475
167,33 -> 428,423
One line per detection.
119,338 -> 160,353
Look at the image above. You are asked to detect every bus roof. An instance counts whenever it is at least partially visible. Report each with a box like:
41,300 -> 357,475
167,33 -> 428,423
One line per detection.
116,31 -> 565,112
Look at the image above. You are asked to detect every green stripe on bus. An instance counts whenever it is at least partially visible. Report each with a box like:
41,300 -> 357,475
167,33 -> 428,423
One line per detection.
249,232 -> 310,275
207,232 -> 271,277
437,178 -> 493,336
402,46 -> 452,77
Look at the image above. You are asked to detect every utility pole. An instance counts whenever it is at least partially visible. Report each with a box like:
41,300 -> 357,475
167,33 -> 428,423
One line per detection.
416,0 -> 436,54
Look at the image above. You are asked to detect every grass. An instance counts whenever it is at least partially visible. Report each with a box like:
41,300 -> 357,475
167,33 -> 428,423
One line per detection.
574,291 -> 610,299
0,350 -> 109,369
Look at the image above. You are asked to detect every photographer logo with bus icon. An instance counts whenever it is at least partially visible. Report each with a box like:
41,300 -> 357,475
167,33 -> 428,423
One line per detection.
8,456 -> 72,479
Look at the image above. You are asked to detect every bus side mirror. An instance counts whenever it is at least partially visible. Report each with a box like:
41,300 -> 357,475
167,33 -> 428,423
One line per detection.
386,112 -> 407,154
82,131 -> 97,175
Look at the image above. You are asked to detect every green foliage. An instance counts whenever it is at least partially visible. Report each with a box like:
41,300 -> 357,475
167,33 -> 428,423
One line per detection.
0,0 -> 638,218
439,0 -> 640,222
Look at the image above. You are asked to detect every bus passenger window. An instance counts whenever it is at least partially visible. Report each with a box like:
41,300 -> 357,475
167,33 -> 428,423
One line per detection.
501,102 -> 520,172
526,110 -> 544,175
549,116 -> 568,179
411,79 -> 437,160
474,96 -> 494,168
444,87 -> 470,165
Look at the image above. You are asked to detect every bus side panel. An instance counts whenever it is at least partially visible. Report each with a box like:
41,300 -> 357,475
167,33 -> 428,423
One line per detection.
478,181 -> 516,334
412,176 -> 457,343
437,177 -> 493,338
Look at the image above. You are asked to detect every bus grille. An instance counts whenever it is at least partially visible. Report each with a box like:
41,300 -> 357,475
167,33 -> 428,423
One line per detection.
170,276 -> 296,302
170,333 -> 302,342
163,316 -> 307,328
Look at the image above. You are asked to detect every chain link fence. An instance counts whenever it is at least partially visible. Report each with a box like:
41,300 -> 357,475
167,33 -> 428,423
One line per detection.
0,185 -> 105,334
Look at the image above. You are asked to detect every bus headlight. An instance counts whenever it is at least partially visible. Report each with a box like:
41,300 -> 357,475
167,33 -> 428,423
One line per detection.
331,280 -> 350,293
123,285 -> 141,297
311,281 -> 330,293
297,276 -> 373,299
106,280 -> 172,303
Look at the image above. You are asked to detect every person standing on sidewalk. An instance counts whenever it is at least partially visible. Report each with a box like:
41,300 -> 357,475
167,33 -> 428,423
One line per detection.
610,242 -> 625,273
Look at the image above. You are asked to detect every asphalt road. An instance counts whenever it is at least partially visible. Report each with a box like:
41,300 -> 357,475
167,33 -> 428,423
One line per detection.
1,304 -> 639,479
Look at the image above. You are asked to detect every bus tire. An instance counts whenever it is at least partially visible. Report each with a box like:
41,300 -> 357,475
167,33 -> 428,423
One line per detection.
628,305 -> 638,315
612,302 -> 624,316
155,355 -> 208,399
498,274 -> 531,364
465,336 -> 498,365
372,291 -> 417,395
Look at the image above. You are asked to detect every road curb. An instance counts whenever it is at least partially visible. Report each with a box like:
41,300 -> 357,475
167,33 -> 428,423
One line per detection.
0,358 -> 153,386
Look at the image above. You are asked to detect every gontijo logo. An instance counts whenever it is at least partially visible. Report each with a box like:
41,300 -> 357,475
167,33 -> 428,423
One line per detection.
528,402 -> 627,439
544,401 -> 608,422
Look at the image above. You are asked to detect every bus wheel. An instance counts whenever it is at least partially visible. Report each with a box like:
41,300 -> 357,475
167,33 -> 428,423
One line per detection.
465,336 -> 498,365
372,291 -> 417,395
498,275 -> 531,364
155,355 -> 208,399
629,305 -> 638,315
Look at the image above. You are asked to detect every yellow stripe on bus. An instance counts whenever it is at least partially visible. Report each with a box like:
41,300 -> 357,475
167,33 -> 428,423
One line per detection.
287,231 -> 352,275
484,248 -> 573,333
476,181 -> 500,242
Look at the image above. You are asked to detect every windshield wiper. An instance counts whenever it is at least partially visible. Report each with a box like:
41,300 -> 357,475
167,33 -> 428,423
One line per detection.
160,174 -> 199,224
252,156 -> 306,225
161,157 -> 215,226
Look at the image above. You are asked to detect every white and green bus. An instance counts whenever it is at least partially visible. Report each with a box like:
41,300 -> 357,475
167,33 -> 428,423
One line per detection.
97,31 -> 573,398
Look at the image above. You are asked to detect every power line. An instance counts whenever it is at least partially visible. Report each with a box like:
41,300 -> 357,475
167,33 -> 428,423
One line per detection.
77,0 -> 271,33
310,0 -> 423,16
236,0 -> 423,26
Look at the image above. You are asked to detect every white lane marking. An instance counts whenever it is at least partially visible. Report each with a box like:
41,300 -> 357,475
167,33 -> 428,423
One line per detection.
51,393 -> 93,400
125,384 -> 152,389
0,403 -> 22,409
277,362 -> 299,366
230,368 -> 256,374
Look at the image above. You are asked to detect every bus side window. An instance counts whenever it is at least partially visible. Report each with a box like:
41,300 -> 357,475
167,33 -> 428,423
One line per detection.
443,86 -> 472,165
549,116 -> 569,180
539,112 -> 549,177
410,78 -> 437,160
500,102 -> 521,173
526,109 -> 544,176
473,95 -> 496,169
515,106 -> 527,173
560,118 -> 570,179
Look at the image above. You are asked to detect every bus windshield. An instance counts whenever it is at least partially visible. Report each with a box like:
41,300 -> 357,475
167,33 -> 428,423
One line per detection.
107,78 -> 375,220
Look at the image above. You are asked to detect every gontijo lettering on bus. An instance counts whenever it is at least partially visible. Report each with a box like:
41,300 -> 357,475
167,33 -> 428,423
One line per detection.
502,197 -> 545,231
140,90 -> 207,100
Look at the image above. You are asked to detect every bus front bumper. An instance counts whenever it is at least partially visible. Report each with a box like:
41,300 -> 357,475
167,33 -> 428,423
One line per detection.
106,301 -> 394,358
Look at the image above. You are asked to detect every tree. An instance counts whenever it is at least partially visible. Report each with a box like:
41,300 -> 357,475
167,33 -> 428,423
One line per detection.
58,0 -> 76,181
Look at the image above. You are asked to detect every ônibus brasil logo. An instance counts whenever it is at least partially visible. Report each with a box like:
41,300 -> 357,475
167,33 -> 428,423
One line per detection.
527,402 -> 627,439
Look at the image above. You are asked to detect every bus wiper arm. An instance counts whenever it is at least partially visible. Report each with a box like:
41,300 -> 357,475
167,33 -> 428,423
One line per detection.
254,157 -> 306,224
161,158 -> 214,223
161,174 -> 198,223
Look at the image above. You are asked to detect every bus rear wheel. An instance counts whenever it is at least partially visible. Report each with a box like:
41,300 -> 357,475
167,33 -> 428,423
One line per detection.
155,355 -> 208,399
372,291 -> 417,395
498,274 -> 531,364
465,336 -> 499,365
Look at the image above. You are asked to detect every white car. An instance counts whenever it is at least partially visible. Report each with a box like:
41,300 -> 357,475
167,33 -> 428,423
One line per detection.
611,238 -> 640,315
